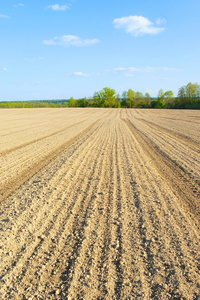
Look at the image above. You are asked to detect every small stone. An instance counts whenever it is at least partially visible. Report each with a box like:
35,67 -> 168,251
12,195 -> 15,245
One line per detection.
56,289 -> 61,295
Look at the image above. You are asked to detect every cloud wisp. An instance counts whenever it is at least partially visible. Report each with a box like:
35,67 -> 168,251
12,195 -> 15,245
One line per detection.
113,67 -> 182,76
47,4 -> 70,11
113,15 -> 165,36
67,66 -> 182,78
67,71 -> 103,77
156,18 -> 167,25
0,14 -> 9,18
73,72 -> 90,77
43,35 -> 100,47
13,3 -> 25,8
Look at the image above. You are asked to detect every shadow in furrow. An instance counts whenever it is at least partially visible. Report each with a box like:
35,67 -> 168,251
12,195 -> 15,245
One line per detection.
114,221 -> 123,300
130,178 -> 162,299
113,137 -> 123,299
60,175 -> 106,294
59,200 -> 92,293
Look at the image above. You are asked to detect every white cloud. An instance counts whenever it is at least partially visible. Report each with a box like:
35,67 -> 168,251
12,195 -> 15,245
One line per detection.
125,73 -> 134,77
114,66 -> 182,76
66,66 -> 182,78
2,68 -> 9,71
67,71 -> 102,77
113,15 -> 165,36
13,3 -> 25,8
43,35 -> 100,47
156,18 -> 167,25
0,14 -> 9,18
73,72 -> 90,77
47,4 -> 70,11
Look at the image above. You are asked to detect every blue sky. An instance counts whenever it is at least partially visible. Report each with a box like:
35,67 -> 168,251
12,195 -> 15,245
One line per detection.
1,0 -> 200,100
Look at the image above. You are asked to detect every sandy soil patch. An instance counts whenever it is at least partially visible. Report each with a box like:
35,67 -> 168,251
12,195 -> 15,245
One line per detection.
0,108 -> 199,299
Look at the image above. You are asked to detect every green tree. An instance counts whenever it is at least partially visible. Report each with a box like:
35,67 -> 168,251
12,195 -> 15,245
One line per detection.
77,97 -> 88,107
92,91 -> 104,107
135,92 -> 143,106
114,94 -> 121,108
153,89 -> 166,108
102,87 -> 116,107
127,89 -> 135,107
164,90 -> 174,104
186,82 -> 196,98
178,86 -> 186,100
157,89 -> 165,100
145,92 -> 151,104
121,91 -> 128,101
93,87 -> 116,107
194,83 -> 200,98
151,99 -> 166,108
68,97 -> 76,107
121,91 -> 128,107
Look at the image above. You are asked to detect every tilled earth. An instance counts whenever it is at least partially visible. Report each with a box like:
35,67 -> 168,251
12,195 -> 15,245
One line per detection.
0,108 -> 200,299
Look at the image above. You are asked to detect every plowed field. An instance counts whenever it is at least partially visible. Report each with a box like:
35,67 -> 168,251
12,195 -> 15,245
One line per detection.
0,108 -> 200,299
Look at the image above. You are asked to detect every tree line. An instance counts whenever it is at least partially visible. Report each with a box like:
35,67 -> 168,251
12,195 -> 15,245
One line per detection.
1,82 -> 200,109
0,101 -> 68,109
68,82 -> 200,109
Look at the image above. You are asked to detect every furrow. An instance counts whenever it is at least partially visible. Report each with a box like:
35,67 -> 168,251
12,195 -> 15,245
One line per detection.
141,119 -> 200,153
0,108 -> 199,299
0,120 -> 103,290
122,118 -> 200,230
114,119 -> 152,299
0,120 -> 86,157
0,120 -> 99,203
120,116 -> 200,298
127,117 -> 200,180
66,118 -> 115,299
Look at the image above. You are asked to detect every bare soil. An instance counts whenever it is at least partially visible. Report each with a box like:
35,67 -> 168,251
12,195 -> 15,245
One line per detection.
0,108 -> 200,299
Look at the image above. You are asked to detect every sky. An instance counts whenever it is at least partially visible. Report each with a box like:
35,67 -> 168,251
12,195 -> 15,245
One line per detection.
0,0 -> 200,101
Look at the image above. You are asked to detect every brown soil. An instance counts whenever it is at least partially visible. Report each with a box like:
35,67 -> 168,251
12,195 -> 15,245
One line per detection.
0,108 -> 199,299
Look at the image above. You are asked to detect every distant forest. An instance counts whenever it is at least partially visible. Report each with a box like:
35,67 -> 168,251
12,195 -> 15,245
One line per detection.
1,82 -> 200,109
